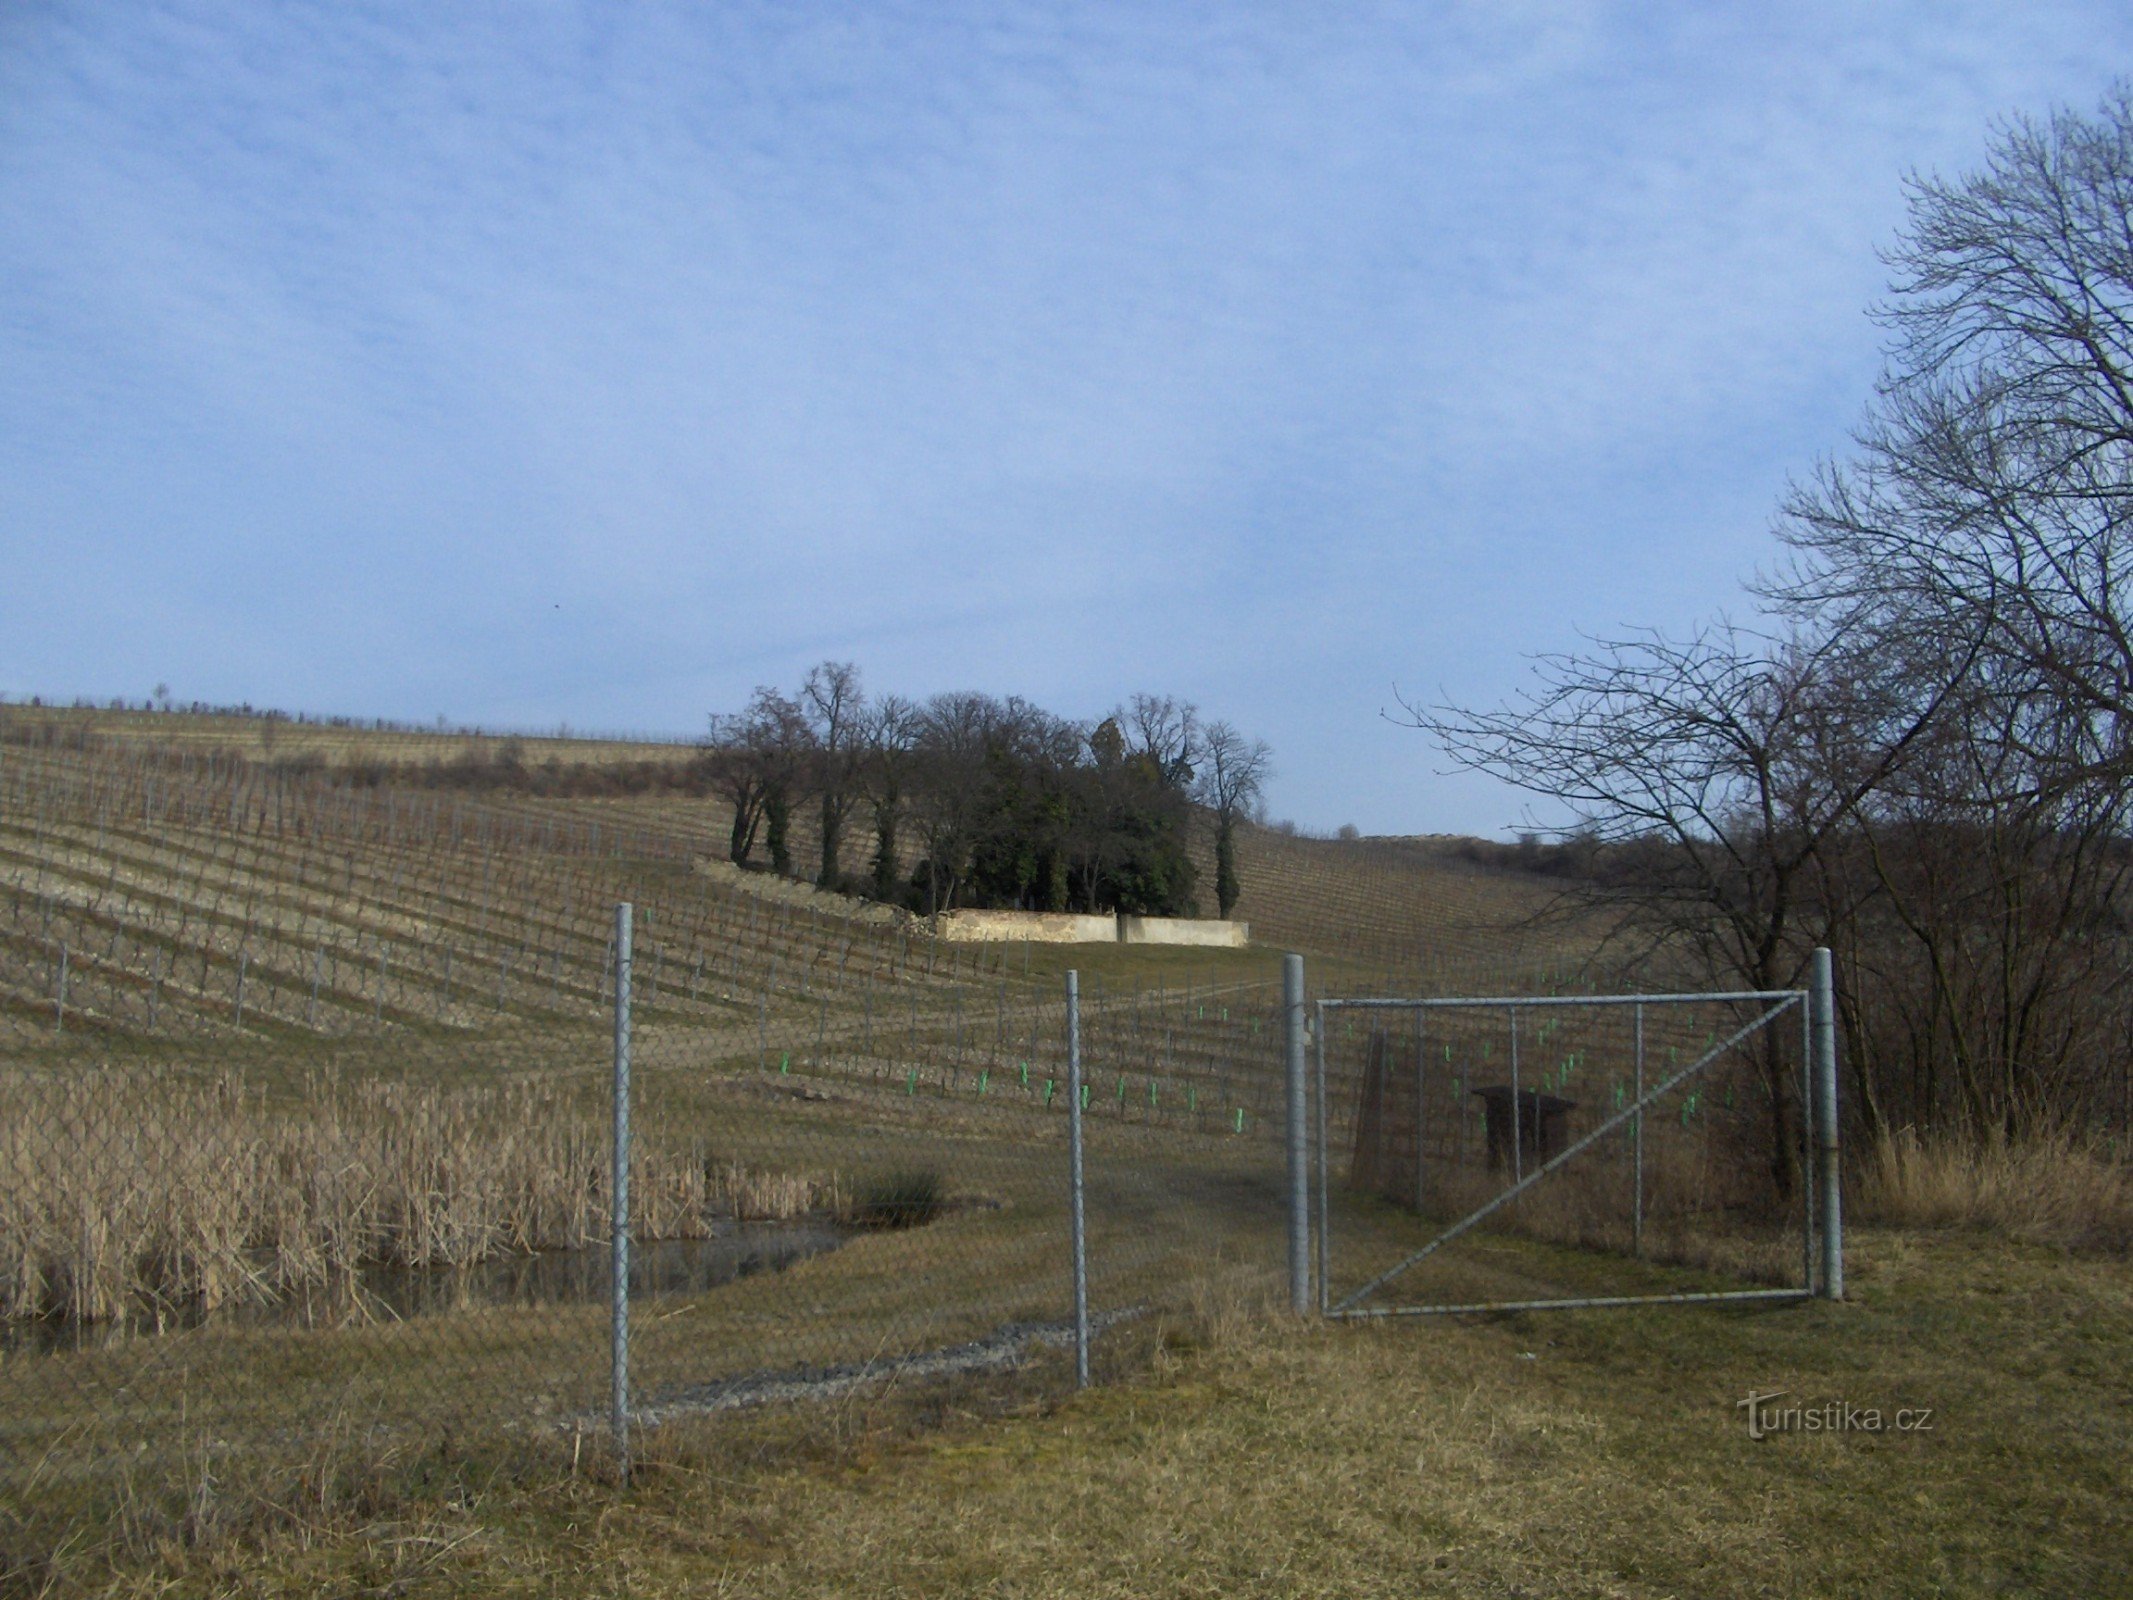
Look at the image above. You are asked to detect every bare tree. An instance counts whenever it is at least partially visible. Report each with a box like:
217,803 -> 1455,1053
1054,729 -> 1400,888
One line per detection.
1772,87 -> 2133,799
801,661 -> 866,889
906,692 -> 998,918
707,687 -> 812,870
1122,693 -> 1201,787
1826,697 -> 2133,1140
1762,87 -> 2133,1138
858,693 -> 918,902
1196,720 -> 1272,919
705,711 -> 767,866
1408,93 -> 2133,1157
1406,621 -> 1948,1189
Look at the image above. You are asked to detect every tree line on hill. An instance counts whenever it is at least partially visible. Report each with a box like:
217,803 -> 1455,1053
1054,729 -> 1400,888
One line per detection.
5,685 -> 1279,924
705,666 -> 1271,921
1415,91 -> 2133,1168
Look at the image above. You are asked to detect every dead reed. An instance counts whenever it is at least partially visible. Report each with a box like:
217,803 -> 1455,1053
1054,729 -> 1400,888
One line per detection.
1858,1124 -> 2133,1252
0,1066 -> 842,1324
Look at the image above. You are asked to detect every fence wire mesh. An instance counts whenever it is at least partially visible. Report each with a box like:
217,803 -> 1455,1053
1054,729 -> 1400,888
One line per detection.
0,721 -> 1844,1589
0,733 -> 1306,1584
1314,992 -> 1818,1317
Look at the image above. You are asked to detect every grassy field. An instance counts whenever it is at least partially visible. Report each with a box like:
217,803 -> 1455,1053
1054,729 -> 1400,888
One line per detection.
78,1224 -> 2132,1599
0,706 -> 701,771
5,709 -> 2126,1596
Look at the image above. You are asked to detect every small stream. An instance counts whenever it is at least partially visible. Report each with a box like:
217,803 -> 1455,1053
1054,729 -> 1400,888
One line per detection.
6,1218 -> 848,1355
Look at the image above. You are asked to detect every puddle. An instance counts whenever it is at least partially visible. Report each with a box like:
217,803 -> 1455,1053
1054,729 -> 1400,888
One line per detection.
6,1218 -> 848,1355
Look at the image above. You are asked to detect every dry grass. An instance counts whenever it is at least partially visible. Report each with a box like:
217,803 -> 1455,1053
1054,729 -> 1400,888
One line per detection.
1858,1125 -> 2133,1253
23,710 -> 2121,1593
1,705 -> 699,771
0,1060 -> 1295,1593
1417,1166 -> 1805,1290
95,1227 -> 2133,1599
0,1067 -> 839,1324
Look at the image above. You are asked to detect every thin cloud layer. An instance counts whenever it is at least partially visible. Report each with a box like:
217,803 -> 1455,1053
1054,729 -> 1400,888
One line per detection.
1,1 -> 2125,832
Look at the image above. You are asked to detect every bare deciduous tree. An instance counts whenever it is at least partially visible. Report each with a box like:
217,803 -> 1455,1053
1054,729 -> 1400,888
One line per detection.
907,692 -> 996,918
1197,720 -> 1271,919
859,693 -> 918,902
1762,87 -> 2133,1138
1772,88 -> 2133,799
801,661 -> 865,889
1122,693 -> 1201,787
1415,89 -> 2133,1154
708,687 -> 812,870
1408,621 -> 1949,1189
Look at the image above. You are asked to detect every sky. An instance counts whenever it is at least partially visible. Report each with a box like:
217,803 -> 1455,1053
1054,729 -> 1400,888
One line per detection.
2,3 -> 2127,837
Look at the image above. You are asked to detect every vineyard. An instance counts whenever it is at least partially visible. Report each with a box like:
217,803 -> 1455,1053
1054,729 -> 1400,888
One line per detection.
0,707 -> 1574,1051
0,708 -> 1632,1588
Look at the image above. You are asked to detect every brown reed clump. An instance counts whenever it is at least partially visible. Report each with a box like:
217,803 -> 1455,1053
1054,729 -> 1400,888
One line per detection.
0,1068 -> 840,1323
1858,1125 -> 2133,1253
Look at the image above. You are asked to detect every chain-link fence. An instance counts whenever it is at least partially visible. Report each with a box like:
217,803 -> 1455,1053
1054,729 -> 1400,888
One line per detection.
1307,979 -> 1842,1320
0,728 -> 1844,1589
0,733 -> 1300,1584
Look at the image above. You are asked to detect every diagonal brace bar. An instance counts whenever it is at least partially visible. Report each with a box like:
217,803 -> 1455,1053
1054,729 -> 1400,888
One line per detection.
1329,996 -> 1802,1314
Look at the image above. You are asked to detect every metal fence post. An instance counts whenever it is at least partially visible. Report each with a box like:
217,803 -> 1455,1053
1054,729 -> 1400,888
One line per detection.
1314,999 -> 1329,1314
1811,947 -> 1843,1300
1284,953 -> 1309,1314
1066,970 -> 1089,1388
611,902 -> 633,1479
1800,987 -> 1816,1294
1413,1012 -> 1427,1214
1508,1004 -> 1521,1186
1632,1001 -> 1644,1258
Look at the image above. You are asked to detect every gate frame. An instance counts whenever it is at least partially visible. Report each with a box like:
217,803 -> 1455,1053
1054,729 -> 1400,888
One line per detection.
1310,951 -> 1842,1319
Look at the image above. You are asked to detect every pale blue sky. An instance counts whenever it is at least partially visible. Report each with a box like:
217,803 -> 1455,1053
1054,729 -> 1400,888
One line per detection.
2,3 -> 2126,834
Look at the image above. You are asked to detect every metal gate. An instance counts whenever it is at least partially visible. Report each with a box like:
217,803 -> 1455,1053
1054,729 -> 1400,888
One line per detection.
1305,952 -> 1843,1319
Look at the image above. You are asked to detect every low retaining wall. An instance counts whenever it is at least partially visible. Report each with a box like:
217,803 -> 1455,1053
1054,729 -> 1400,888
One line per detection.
932,910 -> 1250,946
933,910 -> 1120,944
1117,915 -> 1250,948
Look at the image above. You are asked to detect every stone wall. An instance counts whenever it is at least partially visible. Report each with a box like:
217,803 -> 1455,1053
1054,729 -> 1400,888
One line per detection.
1115,915 -> 1251,948
932,909 -> 1250,946
932,910 -> 1122,943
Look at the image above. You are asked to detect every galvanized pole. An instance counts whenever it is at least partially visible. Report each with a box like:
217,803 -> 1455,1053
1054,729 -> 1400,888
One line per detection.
1413,1012 -> 1428,1213
1284,953 -> 1309,1314
1811,946 -> 1842,1300
611,902 -> 634,1480
1509,1004 -> 1521,1186
1314,1001 -> 1330,1314
1632,1002 -> 1644,1258
1066,970 -> 1089,1388
1800,989 -> 1816,1294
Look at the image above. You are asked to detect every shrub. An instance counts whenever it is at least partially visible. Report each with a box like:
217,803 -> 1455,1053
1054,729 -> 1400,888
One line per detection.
846,1169 -> 944,1231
